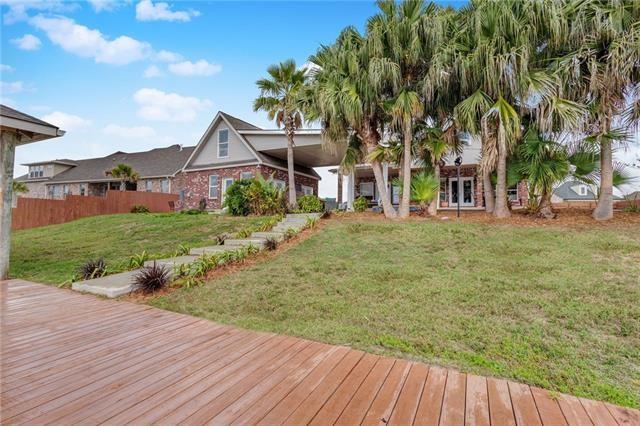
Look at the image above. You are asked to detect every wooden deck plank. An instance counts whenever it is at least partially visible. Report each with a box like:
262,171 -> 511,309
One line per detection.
465,374 -> 490,426
414,366 -> 448,426
486,378 -> 516,426
439,369 -> 466,426
1,280 -> 637,426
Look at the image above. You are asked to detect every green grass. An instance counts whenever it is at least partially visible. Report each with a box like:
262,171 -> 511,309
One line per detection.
151,219 -> 640,408
10,213 -> 270,284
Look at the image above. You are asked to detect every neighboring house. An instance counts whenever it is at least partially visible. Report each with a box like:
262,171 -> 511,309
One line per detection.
15,144 -> 195,199
332,137 -> 528,210
551,180 -> 597,204
176,111 -> 338,210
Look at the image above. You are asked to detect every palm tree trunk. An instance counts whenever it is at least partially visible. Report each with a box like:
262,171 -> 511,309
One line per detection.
427,162 -> 439,216
1,131 -> 18,280
483,170 -> 494,213
120,181 -> 125,191
494,127 -> 510,218
538,191 -> 555,219
286,125 -> 297,209
365,142 -> 396,218
593,134 -> 613,221
399,122 -> 412,219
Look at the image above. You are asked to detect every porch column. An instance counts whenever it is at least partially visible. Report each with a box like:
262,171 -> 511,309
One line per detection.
337,173 -> 343,205
0,131 -> 19,280
347,170 -> 355,211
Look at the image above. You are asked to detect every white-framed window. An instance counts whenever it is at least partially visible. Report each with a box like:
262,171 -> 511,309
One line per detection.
301,185 -> 314,195
359,182 -> 374,197
217,129 -> 229,158
161,179 -> 170,193
272,179 -> 286,190
209,175 -> 219,198
145,180 -> 153,192
79,183 -> 86,196
29,165 -> 44,178
240,171 -> 254,180
63,184 -> 70,196
578,185 -> 588,196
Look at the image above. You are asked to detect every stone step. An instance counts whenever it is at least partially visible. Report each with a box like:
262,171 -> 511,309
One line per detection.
190,246 -> 229,256
223,238 -> 266,249
251,231 -> 285,241
72,270 -> 138,298
273,223 -> 305,231
144,255 -> 200,269
286,213 -> 322,219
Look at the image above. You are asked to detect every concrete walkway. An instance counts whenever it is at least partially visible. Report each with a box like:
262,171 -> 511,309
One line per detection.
71,213 -> 321,298
2,280 -> 638,425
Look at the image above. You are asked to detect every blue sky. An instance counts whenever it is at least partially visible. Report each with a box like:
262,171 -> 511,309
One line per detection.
1,0 -> 638,196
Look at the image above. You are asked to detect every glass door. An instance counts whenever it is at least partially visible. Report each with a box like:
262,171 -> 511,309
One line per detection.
221,178 -> 234,205
449,177 -> 474,207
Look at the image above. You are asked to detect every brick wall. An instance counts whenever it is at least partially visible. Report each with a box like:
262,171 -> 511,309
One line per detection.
175,164 -> 319,210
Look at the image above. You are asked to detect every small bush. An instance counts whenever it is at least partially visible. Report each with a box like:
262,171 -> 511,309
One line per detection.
235,227 -> 254,238
296,195 -> 324,213
354,196 -> 368,212
283,228 -> 299,241
132,262 -> 171,293
305,216 -> 319,229
264,236 -> 279,251
174,244 -> 190,256
77,258 -> 107,280
130,205 -> 150,213
223,179 -> 253,216
128,250 -> 149,269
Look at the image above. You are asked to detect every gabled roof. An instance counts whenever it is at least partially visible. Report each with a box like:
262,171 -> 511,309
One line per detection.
18,144 -> 195,184
1,104 -> 58,128
22,159 -> 78,167
553,180 -> 596,200
219,111 -> 261,130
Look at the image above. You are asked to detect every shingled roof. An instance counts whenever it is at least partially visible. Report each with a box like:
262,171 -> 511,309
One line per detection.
20,144 -> 195,184
0,104 -> 59,129
219,111 -> 261,130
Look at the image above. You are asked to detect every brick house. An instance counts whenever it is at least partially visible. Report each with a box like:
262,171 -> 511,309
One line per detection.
176,111 -> 337,210
15,145 -> 195,200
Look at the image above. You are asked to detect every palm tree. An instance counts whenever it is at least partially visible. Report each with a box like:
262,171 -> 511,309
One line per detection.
253,59 -> 307,209
110,164 -> 138,191
306,27 -> 398,218
410,171 -> 439,215
553,0 -> 640,220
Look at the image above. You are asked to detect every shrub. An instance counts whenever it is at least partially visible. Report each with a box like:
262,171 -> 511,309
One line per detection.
128,250 -> 149,269
354,196 -> 368,212
247,174 -> 287,215
235,228 -> 254,238
132,262 -> 170,294
296,195 -> 324,213
130,205 -> 150,213
264,236 -> 279,251
77,258 -> 107,280
223,179 -> 253,216
283,227 -> 299,241
305,216 -> 319,229
174,244 -> 190,256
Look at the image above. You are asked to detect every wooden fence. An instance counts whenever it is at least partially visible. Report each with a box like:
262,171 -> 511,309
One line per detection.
12,191 -> 179,230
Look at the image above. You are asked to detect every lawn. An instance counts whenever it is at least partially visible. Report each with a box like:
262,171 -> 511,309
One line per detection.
151,216 -> 640,408
10,213 -> 270,284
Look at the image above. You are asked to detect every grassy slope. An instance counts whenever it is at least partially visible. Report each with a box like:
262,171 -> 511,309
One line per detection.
11,213 -> 269,284
151,219 -> 640,408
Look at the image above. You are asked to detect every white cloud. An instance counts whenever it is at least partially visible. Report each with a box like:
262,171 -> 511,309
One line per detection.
102,124 -> 156,139
154,49 -> 182,62
0,64 -> 14,72
134,88 -> 212,122
1,0 -> 76,25
87,0 -> 122,12
41,111 -> 91,132
29,15 -> 152,65
168,60 -> 221,77
135,0 -> 200,22
0,81 -> 24,94
143,64 -> 163,78
11,34 -> 41,50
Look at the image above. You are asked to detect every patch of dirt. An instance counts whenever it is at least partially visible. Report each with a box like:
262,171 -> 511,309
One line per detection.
328,208 -> 640,229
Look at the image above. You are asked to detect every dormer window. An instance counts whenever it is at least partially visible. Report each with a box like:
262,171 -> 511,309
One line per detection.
578,185 -> 588,196
217,129 -> 229,158
29,165 -> 44,178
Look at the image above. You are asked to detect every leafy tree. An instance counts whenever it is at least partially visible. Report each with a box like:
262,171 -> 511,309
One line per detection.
12,181 -> 28,194
254,59 -> 307,209
110,164 -> 138,191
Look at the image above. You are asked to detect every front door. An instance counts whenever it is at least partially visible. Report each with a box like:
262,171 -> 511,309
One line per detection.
449,177 -> 474,207
221,178 -> 234,205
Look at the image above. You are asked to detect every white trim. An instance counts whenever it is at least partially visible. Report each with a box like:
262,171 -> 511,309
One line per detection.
208,174 -> 219,199
448,177 -> 475,207
221,177 -> 234,204
183,162 -> 260,173
301,185 -> 314,195
238,129 -> 322,135
262,164 -> 320,181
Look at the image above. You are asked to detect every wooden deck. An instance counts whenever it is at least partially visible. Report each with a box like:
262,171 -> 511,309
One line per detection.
1,280 -> 638,425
